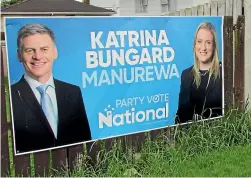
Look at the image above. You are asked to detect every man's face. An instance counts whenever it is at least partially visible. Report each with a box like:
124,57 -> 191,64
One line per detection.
18,33 -> 57,83
195,28 -> 214,64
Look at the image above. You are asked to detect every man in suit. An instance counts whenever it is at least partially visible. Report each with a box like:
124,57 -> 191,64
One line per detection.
11,24 -> 92,154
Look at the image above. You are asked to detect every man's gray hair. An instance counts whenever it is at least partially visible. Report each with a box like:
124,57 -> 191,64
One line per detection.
17,24 -> 56,51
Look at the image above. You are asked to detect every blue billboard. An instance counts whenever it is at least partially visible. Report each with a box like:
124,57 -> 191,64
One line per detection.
5,16 -> 224,155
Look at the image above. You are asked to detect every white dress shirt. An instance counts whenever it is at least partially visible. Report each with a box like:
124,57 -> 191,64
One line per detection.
24,74 -> 58,120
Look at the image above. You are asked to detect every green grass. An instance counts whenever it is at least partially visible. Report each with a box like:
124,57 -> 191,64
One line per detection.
135,144 -> 251,177
4,76 -> 11,123
8,130 -> 15,177
3,75 -> 251,177
56,109 -> 251,177
4,76 -> 15,177
174,144 -> 251,177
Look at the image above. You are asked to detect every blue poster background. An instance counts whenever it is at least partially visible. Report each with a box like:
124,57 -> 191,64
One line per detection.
5,16 -> 223,140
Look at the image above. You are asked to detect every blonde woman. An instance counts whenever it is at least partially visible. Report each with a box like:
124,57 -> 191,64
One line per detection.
176,21 -> 223,124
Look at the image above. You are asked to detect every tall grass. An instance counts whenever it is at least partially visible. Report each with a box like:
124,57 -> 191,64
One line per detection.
175,109 -> 251,156
55,109 -> 251,177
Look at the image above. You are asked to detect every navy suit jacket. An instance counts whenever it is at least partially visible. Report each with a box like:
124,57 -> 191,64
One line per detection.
176,64 -> 223,124
11,76 -> 92,154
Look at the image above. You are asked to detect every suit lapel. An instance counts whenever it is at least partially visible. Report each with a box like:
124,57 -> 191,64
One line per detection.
18,76 -> 55,136
18,76 -> 44,115
54,79 -> 68,124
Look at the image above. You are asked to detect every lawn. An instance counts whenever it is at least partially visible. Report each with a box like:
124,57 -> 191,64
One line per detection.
174,144 -> 251,177
58,109 -> 251,177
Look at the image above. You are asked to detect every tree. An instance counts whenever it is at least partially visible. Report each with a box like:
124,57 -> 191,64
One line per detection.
84,0 -> 89,4
1,0 -> 24,8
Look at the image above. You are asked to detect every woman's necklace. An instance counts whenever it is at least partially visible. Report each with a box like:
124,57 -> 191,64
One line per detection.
199,70 -> 209,76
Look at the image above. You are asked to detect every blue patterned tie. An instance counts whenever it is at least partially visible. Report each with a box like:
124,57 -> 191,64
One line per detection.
37,84 -> 58,138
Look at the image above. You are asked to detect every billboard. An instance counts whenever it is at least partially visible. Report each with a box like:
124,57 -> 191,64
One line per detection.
4,16 -> 224,155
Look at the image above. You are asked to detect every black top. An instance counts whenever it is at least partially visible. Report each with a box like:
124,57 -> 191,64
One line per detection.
190,70 -> 210,116
176,65 -> 223,124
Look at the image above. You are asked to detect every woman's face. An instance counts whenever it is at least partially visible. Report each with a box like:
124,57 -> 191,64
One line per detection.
195,28 -> 214,64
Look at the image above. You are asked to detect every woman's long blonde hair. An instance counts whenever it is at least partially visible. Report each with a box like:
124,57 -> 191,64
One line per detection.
192,21 -> 221,88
